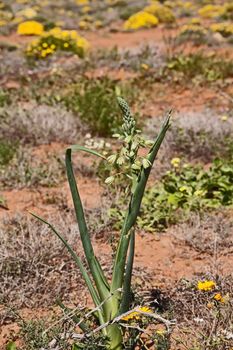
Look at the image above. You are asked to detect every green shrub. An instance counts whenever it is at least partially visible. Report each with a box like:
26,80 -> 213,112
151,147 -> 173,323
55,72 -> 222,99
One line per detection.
0,89 -> 10,107
110,159 -> 233,231
164,53 -> 233,82
0,140 -> 16,166
63,77 -> 139,136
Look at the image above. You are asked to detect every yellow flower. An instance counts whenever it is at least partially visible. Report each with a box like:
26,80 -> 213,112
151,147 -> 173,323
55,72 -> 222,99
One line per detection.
79,20 -> 89,30
64,42 -> 69,48
210,23 -> 233,37
16,7 -> 37,19
121,306 -> 152,321
42,42 -> 48,48
198,5 -> 225,18
141,63 -> 149,70
41,50 -> 47,58
76,37 -> 90,51
76,0 -> 89,4
156,329 -> 166,336
197,280 -> 216,291
0,20 -> 7,26
17,21 -> 44,35
94,20 -> 103,28
179,186 -> 189,192
124,11 -> 159,31
194,189 -> 206,197
220,115 -> 228,121
171,157 -> 181,167
81,5 -> 91,14
144,3 -> 175,23
214,293 -> 225,303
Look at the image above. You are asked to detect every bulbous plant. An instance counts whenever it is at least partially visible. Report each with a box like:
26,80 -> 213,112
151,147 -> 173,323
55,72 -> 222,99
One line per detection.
32,98 -> 171,350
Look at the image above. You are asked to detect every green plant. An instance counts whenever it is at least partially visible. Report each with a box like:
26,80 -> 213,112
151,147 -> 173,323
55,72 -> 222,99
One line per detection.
0,140 -> 16,166
164,53 -> 233,83
25,27 -> 89,60
0,89 -> 10,107
141,159 -> 233,230
110,158 -> 233,232
6,342 -> 16,350
32,97 -> 171,349
63,77 -> 139,137
19,319 -> 67,350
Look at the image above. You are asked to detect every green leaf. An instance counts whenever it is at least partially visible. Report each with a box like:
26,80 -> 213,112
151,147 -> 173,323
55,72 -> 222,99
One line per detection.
120,229 -> 135,314
29,212 -> 103,320
66,147 -> 111,306
6,342 -> 16,350
70,145 -> 106,160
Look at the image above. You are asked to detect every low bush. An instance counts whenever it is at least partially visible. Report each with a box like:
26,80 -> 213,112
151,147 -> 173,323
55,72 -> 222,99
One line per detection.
63,77 -> 139,136
110,158 -> 233,231
164,53 -> 233,82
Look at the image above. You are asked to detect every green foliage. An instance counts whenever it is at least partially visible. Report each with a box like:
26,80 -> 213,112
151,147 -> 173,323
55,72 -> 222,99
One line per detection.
6,342 -> 16,350
164,53 -> 233,82
110,159 -> 233,232
0,89 -> 10,107
20,319 -> 66,350
63,77 -> 139,136
0,140 -> 16,166
0,193 -> 7,208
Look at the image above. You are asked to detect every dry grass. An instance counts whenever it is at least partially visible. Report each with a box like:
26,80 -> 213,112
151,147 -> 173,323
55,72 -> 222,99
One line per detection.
0,214 -> 86,308
0,103 -> 82,146
170,275 -> 233,350
172,211 -> 233,254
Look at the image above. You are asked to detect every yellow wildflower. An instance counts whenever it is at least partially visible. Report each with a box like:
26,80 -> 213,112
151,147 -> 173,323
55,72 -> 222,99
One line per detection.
198,5 -> 225,18
76,0 -> 89,4
121,306 -> 152,321
16,7 -> 37,19
171,157 -> 181,168
17,21 -> 44,35
214,293 -> 225,303
220,115 -> 228,121
179,186 -> 189,192
124,11 -> 159,31
144,3 -> 175,23
0,20 -> 7,26
210,23 -> 233,37
79,20 -> 89,30
94,20 -> 103,28
197,280 -> 216,291
81,6 -> 91,14
64,42 -> 69,48
156,329 -> 166,336
76,36 -> 90,51
141,63 -> 149,70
